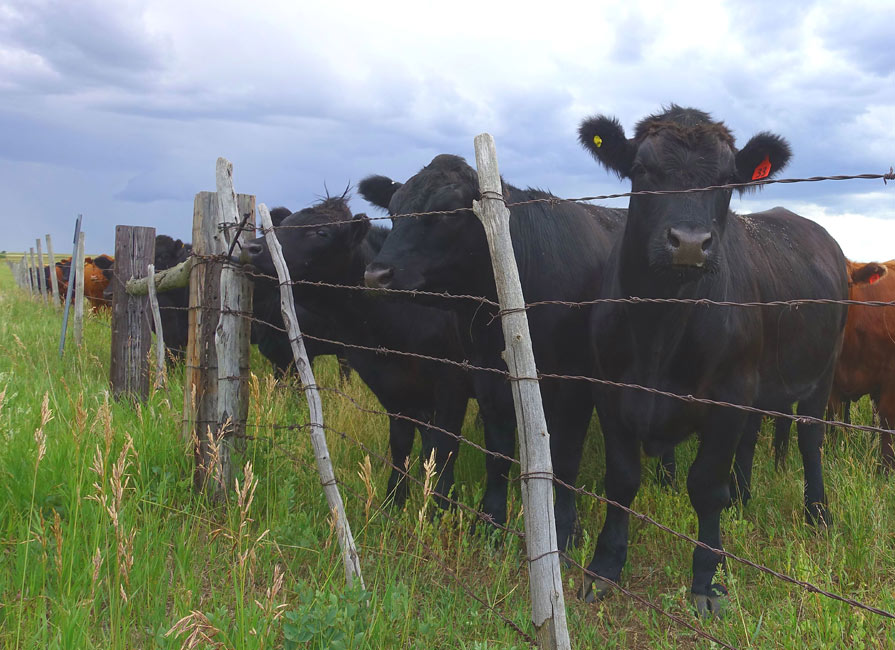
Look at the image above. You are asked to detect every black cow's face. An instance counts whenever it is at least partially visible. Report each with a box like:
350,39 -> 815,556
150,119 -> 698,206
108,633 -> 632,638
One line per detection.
245,199 -> 369,284
360,155 -> 487,295
579,106 -> 791,281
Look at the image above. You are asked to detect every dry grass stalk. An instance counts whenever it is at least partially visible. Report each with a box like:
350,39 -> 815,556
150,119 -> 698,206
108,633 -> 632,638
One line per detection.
357,455 -> 375,521
34,392 -> 52,466
0,385 -> 7,420
417,448 -> 437,529
166,610 -> 227,650
254,563 -> 288,623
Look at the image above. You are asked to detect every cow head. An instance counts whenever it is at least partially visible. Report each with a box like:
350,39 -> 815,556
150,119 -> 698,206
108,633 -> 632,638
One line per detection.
579,105 -> 791,281
245,197 -> 370,284
360,154 -> 487,295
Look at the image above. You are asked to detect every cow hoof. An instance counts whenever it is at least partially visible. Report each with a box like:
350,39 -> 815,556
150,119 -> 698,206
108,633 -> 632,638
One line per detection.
690,584 -> 728,619
579,576 -> 613,603
806,503 -> 832,528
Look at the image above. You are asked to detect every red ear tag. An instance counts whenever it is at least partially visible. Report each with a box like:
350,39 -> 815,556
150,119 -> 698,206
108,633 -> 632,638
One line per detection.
869,273 -> 881,284
752,154 -> 771,180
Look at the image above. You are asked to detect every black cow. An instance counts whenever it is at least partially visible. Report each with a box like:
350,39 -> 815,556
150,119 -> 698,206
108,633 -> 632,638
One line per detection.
153,235 -> 192,359
577,105 -> 848,614
360,154 -> 625,550
245,197 -> 471,507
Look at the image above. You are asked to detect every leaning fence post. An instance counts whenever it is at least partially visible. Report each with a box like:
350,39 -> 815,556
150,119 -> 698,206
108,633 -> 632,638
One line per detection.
259,202 -> 365,589
45,234 -> 59,305
73,231 -> 86,345
35,238 -> 47,304
472,133 -> 571,650
146,263 -> 166,389
110,226 -> 155,400
59,215 -> 83,357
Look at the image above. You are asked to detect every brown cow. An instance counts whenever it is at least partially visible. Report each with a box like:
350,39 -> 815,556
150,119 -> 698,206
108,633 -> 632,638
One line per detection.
831,259 -> 895,471
53,255 -> 115,312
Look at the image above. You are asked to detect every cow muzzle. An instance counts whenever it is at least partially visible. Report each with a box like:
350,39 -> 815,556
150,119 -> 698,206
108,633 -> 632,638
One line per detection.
667,227 -> 712,267
364,264 -> 394,289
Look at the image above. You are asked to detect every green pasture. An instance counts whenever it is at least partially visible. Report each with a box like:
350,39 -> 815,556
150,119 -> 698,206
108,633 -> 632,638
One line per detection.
0,264 -> 892,648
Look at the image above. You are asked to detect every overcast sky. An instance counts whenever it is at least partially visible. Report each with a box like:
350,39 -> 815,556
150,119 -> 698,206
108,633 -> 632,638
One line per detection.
2,0 -> 893,260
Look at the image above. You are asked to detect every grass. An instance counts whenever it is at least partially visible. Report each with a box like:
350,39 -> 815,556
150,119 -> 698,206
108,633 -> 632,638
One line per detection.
0,263 -> 893,649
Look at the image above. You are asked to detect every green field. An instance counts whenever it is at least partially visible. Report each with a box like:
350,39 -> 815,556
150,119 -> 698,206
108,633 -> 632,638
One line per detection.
0,264 -> 893,649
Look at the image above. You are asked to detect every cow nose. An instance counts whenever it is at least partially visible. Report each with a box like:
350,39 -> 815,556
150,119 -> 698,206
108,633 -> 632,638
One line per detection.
244,241 -> 264,258
667,227 -> 712,267
364,264 -> 394,289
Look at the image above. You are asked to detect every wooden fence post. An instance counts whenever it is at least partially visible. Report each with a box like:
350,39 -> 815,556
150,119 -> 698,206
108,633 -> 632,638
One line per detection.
35,238 -> 47,304
28,248 -> 37,297
59,215 -> 83,357
472,133 -> 571,650
184,187 -> 255,494
146,263 -> 166,389
110,226 -> 155,400
73,231 -> 86,345
259,202 -> 365,589
45,234 -> 59,305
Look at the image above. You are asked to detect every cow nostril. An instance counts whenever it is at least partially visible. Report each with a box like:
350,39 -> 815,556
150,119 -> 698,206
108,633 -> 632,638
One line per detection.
668,230 -> 681,249
245,242 -> 263,257
701,234 -> 713,251
364,266 -> 394,288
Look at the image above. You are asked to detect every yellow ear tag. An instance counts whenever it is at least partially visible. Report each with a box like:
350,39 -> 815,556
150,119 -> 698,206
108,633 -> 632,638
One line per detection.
593,135 -> 603,148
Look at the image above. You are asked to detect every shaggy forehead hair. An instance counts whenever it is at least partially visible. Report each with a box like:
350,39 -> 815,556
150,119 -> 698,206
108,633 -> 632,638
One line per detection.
294,195 -> 353,224
634,105 -> 736,150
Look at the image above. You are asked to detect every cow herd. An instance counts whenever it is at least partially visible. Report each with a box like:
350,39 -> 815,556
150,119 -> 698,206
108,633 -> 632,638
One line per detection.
42,105 -> 890,616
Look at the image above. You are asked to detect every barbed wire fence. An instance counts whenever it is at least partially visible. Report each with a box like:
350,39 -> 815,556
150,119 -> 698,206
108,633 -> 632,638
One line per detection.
14,145 -> 893,646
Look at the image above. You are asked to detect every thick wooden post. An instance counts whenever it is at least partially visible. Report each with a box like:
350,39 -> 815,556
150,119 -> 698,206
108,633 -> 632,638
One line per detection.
45,234 -> 59,305
35,238 -> 47,304
259,202 -> 365,588
110,226 -> 155,400
184,187 -> 254,494
146,263 -> 166,389
73,232 -> 86,345
472,133 -> 571,650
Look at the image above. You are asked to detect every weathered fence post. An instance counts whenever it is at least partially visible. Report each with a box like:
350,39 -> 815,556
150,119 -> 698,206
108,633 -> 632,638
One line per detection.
183,187 -> 255,494
59,215 -> 82,357
110,226 -> 155,400
258,202 -> 365,588
472,133 -> 571,650
45,234 -> 59,305
28,248 -> 37,297
73,231 -> 86,345
146,263 -> 166,389
35,238 -> 47,304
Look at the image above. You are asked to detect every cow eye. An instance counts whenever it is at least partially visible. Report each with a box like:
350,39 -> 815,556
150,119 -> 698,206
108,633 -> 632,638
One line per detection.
316,229 -> 329,238
630,162 -> 647,178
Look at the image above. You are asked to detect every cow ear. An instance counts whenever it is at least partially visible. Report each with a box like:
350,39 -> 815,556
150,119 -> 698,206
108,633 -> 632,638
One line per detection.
578,115 -> 635,178
358,175 -> 401,211
735,132 -> 791,192
851,262 -> 888,286
348,213 -> 371,246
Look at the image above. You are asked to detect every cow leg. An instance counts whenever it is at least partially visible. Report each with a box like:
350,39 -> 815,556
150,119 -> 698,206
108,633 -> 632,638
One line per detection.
545,380 -> 593,551
729,412 -> 762,508
385,416 -> 416,508
796,387 -> 832,527
875,392 -> 895,473
427,391 -> 469,510
688,407 -> 746,618
656,448 -> 677,489
581,410 -> 640,603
